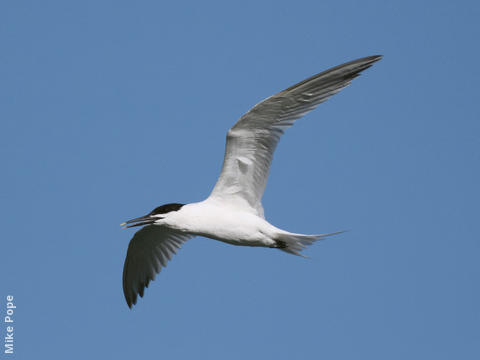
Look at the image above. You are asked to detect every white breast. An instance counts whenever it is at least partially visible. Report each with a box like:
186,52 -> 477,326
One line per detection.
165,200 -> 277,247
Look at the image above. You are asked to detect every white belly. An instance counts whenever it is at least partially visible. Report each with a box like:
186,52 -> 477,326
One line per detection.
165,201 -> 278,247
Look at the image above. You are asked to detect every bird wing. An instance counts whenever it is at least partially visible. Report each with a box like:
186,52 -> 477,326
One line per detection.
122,225 -> 193,308
208,55 -> 382,217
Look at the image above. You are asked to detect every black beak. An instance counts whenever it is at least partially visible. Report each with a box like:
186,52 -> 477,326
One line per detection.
121,215 -> 158,229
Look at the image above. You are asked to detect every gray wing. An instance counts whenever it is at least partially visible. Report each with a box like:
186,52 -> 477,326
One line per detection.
208,55 -> 382,216
122,225 -> 193,308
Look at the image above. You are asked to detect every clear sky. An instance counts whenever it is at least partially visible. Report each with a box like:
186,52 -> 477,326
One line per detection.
1,1 -> 479,359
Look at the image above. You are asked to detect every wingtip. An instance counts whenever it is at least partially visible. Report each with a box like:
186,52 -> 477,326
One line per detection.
366,55 -> 383,64
126,297 -> 136,309
358,55 -> 383,66
361,55 -> 383,66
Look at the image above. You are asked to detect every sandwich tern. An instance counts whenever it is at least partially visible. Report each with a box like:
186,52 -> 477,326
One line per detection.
121,55 -> 382,308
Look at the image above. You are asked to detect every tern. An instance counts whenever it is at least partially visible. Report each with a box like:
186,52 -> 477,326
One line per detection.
121,55 -> 382,308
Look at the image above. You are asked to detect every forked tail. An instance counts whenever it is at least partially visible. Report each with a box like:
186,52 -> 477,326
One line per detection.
275,231 -> 345,257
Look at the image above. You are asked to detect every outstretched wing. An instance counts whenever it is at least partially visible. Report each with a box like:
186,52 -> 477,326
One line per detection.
208,55 -> 382,217
122,225 -> 193,308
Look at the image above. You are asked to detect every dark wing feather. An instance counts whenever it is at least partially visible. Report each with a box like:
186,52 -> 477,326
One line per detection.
122,225 -> 192,308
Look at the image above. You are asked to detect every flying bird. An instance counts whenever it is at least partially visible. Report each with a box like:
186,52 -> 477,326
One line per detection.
121,55 -> 382,308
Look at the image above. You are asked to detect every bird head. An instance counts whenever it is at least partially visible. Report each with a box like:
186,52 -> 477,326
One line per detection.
121,203 -> 185,228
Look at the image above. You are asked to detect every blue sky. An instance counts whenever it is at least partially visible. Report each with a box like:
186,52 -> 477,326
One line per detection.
1,1 -> 479,359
